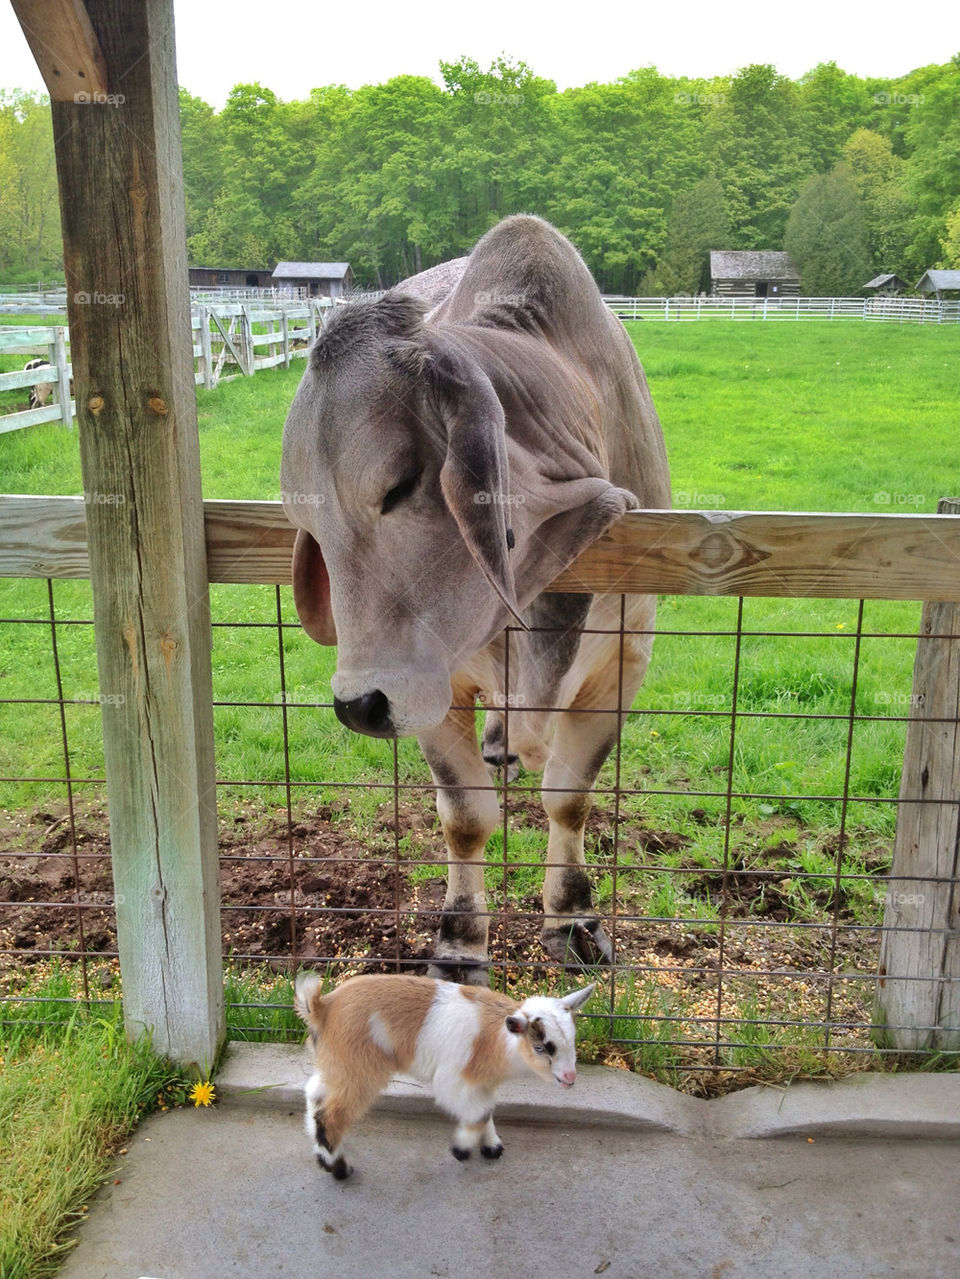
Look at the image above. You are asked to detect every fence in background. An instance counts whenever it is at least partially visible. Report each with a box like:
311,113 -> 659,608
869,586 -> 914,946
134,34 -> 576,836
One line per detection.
605,295 -> 960,323
0,299 -> 331,433
1,497 -> 958,1075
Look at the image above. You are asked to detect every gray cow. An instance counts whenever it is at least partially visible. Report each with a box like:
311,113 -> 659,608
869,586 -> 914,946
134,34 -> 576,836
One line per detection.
281,215 -> 670,982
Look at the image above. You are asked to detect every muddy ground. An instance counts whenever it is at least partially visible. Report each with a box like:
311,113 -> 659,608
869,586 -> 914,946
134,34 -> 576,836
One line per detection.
0,793 -> 886,1054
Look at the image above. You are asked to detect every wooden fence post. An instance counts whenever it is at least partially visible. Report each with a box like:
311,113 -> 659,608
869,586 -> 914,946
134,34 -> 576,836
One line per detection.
877,497 -> 960,1050
52,325 -> 72,429
240,304 -> 254,375
35,0 -> 224,1069
281,308 -> 290,368
198,305 -> 213,390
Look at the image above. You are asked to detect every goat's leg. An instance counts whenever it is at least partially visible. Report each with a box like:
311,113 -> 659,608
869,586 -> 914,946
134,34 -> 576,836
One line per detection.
304,1063 -> 388,1180
540,597 -> 656,966
433,1071 -> 499,1161
419,704 -> 500,986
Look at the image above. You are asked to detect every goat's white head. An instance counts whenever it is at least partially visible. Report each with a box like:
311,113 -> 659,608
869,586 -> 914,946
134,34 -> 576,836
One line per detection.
505,983 -> 596,1088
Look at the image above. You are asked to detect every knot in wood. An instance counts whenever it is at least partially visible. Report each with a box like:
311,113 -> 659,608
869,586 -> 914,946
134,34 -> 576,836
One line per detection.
147,396 -> 168,416
692,529 -> 739,571
88,395 -> 105,416
160,632 -> 178,667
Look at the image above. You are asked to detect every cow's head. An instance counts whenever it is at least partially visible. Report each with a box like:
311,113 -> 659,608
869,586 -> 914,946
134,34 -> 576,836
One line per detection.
281,295 -> 634,738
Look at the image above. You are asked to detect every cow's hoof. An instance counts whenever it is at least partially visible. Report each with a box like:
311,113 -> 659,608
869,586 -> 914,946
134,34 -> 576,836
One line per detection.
452,1145 -> 471,1161
541,920 -> 613,967
481,1143 -> 504,1160
427,957 -> 490,987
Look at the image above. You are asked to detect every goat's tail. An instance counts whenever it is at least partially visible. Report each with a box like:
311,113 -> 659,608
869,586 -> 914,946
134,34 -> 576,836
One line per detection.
294,971 -> 329,1036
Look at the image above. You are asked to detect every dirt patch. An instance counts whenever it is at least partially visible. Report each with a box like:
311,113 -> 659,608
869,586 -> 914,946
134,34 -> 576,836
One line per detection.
0,795 -> 886,1053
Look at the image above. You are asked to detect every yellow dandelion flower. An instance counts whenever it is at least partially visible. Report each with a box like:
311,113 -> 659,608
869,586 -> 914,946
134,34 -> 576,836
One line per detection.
189,1080 -> 216,1108
836,622 -> 846,630
650,729 -> 660,738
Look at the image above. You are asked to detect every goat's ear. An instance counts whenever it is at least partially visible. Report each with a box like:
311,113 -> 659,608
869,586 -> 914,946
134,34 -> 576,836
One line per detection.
291,529 -> 337,646
559,983 -> 597,1015
294,971 -> 323,1022
505,1012 -> 529,1036
425,334 -> 524,627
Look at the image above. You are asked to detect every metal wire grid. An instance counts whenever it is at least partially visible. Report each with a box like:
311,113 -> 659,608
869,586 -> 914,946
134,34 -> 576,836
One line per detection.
1,578 -> 958,1068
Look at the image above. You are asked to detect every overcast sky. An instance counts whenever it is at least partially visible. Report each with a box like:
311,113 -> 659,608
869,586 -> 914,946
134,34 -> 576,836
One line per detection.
1,1 -> 957,105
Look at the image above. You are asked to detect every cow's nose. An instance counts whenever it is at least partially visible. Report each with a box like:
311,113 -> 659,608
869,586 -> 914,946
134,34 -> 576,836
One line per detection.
333,690 -> 396,738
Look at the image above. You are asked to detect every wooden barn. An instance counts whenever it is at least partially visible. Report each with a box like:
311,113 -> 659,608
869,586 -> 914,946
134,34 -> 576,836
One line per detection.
709,250 -> 800,298
271,261 -> 353,297
188,266 -> 274,289
863,273 -> 909,296
916,269 -> 960,300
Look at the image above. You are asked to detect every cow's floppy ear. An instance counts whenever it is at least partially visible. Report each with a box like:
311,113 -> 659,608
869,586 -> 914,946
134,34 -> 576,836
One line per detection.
426,337 -> 524,625
292,528 -> 337,646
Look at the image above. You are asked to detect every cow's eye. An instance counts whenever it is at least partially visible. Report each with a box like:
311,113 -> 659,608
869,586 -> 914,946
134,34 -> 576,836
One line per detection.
381,470 -> 421,515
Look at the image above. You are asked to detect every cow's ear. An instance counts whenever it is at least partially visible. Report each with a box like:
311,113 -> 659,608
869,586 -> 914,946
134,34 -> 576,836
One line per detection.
292,529 -> 338,646
426,336 -> 524,626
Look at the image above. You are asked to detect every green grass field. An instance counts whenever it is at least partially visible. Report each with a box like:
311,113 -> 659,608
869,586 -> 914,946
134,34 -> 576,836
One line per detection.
2,320 -> 955,836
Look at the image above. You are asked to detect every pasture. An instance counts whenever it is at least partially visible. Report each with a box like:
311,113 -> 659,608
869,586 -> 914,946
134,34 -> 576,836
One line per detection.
1,318 -> 958,1071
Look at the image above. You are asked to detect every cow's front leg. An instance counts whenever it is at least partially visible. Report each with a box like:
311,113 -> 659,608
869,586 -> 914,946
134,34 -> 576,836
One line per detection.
419,705 -> 499,986
540,709 -> 618,967
539,601 -> 656,966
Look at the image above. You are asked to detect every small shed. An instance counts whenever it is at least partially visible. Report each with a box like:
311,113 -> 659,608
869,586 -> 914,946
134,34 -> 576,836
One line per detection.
272,262 -> 353,298
709,250 -> 800,299
916,269 -> 960,300
863,273 -> 909,296
188,266 -> 274,289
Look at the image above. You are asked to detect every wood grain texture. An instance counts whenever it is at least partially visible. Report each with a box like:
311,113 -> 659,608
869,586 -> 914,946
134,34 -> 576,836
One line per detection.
4,500 -> 960,601
10,0 -> 108,100
877,499 -> 960,1050
46,0 -> 223,1068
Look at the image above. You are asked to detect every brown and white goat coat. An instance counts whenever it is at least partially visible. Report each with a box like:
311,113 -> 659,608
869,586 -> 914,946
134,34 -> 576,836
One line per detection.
294,972 -> 595,1179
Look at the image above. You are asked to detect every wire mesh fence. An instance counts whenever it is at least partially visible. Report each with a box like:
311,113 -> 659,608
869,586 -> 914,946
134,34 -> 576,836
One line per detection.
2,572 -> 957,1080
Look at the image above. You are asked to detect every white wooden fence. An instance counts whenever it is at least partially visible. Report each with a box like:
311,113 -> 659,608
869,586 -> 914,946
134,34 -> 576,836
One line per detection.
604,295 -> 960,323
0,298 -> 332,434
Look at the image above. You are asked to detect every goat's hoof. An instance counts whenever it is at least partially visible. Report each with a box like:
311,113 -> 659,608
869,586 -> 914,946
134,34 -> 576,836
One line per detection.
481,1143 -> 504,1160
320,1154 -> 353,1181
452,1146 -> 472,1162
541,920 -> 612,968
427,957 -> 490,987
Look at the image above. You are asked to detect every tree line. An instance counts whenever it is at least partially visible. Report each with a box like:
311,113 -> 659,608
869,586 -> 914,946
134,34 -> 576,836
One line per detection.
2,55 -> 959,294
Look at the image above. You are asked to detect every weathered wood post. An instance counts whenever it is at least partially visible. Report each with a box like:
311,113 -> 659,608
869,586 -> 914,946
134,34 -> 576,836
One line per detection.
14,0 -> 224,1068
240,304 -> 255,375
877,497 -> 960,1050
281,307 -> 290,368
198,304 -> 213,391
52,325 -> 72,429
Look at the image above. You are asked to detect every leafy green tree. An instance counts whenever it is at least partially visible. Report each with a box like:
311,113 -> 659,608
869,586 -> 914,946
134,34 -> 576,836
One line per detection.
841,129 -> 912,276
645,175 -> 731,294
939,200 -> 960,267
546,67 -> 703,292
178,89 -> 224,241
798,62 -> 872,174
902,55 -> 960,274
704,64 -> 810,248
187,83 -> 314,267
0,90 -> 62,281
785,165 -> 872,294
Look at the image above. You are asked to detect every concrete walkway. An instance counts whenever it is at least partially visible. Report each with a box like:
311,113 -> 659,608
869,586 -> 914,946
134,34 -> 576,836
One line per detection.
58,1046 -> 960,1279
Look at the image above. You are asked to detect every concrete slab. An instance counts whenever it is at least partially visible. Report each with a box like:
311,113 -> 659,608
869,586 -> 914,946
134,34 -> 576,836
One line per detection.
711,1071 -> 960,1140
57,1048 -> 960,1277
58,1104 -> 960,1279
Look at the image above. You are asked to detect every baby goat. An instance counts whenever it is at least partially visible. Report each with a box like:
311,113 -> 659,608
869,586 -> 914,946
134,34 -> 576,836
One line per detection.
294,972 -> 595,1179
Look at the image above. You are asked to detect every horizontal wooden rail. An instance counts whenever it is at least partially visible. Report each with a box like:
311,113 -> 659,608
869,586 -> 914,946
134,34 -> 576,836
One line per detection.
2,496 -> 960,600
